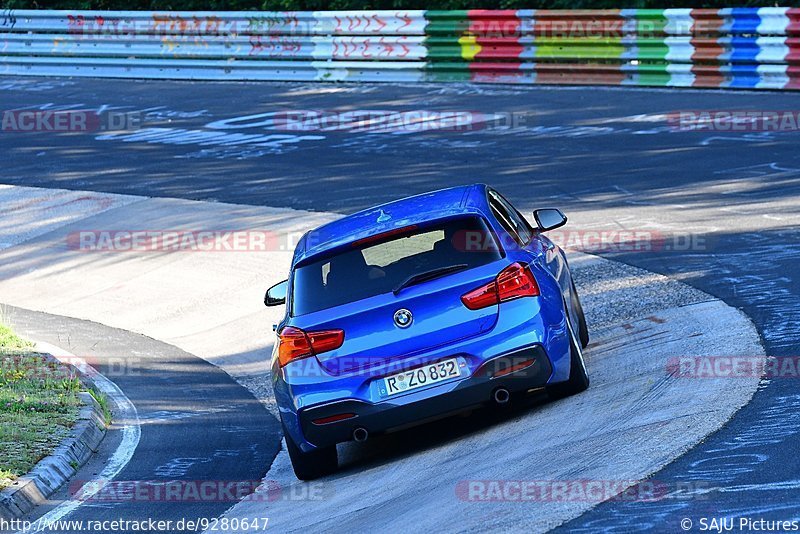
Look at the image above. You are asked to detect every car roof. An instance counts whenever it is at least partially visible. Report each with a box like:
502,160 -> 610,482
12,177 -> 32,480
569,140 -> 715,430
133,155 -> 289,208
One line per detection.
293,184 -> 491,265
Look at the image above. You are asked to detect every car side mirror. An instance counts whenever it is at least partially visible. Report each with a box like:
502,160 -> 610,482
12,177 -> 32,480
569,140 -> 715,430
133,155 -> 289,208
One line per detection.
533,208 -> 567,232
265,280 -> 288,307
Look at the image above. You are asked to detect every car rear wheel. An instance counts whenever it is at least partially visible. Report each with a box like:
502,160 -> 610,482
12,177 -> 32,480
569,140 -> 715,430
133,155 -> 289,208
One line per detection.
571,279 -> 590,349
283,423 -> 338,480
547,309 -> 590,400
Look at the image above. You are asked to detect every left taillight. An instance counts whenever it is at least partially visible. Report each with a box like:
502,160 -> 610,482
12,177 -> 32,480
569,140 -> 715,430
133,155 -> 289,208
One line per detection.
277,326 -> 344,367
461,262 -> 540,310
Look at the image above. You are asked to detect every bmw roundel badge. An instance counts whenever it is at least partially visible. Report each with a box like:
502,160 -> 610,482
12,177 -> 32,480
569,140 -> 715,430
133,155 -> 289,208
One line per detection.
393,308 -> 413,328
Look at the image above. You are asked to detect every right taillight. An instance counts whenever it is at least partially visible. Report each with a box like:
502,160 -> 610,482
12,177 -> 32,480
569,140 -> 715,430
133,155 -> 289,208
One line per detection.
496,262 -> 540,301
461,262 -> 540,310
277,326 -> 344,367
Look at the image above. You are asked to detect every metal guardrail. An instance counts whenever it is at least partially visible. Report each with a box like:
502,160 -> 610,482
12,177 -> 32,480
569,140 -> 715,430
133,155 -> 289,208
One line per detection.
1,8 -> 798,89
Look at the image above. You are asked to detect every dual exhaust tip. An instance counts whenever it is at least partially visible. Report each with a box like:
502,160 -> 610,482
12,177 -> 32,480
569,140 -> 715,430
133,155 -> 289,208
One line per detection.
351,388 -> 510,442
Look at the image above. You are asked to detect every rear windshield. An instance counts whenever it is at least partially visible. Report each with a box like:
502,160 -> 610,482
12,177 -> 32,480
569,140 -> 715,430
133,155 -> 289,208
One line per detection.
292,216 -> 501,316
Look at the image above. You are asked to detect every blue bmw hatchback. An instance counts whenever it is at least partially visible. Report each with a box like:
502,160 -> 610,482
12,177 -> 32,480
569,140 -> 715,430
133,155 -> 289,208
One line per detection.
265,184 -> 590,480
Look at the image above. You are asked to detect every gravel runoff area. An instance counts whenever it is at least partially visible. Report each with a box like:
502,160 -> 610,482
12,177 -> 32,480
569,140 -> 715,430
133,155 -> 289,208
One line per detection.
237,250 -> 712,419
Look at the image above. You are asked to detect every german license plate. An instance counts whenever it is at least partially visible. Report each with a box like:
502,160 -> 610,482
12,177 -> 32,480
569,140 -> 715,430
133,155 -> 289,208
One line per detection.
384,358 -> 460,396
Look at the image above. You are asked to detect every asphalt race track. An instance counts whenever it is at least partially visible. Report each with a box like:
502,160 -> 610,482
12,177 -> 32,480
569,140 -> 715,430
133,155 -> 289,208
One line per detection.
2,77 -> 800,531
0,305 -> 281,534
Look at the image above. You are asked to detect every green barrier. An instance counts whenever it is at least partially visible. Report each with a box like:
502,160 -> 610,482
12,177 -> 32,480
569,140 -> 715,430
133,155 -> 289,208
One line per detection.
534,38 -> 624,60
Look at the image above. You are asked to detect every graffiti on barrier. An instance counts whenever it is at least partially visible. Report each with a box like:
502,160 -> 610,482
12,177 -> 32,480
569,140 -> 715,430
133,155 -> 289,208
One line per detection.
246,14 -> 304,35
1,9 -> 16,29
249,35 -> 303,57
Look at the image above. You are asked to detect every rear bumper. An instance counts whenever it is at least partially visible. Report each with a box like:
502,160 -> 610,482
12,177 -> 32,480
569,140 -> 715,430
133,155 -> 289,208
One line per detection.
298,345 -> 552,448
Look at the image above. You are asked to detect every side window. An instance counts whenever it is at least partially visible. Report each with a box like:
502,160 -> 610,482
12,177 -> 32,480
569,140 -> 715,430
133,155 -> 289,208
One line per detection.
488,190 -> 532,245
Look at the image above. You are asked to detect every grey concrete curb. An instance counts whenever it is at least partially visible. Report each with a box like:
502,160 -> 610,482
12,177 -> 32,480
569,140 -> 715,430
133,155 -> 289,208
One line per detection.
0,357 -> 108,520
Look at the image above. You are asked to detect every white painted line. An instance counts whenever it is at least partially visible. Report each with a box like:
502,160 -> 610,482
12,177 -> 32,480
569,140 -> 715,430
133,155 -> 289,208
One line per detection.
15,341 -> 141,534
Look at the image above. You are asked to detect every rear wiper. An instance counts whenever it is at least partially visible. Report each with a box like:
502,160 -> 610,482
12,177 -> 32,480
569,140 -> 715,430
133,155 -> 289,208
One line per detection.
393,264 -> 469,295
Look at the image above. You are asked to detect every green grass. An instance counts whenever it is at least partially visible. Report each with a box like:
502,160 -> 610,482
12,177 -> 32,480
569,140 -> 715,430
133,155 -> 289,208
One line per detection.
88,388 -> 113,426
0,323 -> 82,490
0,323 -> 32,351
